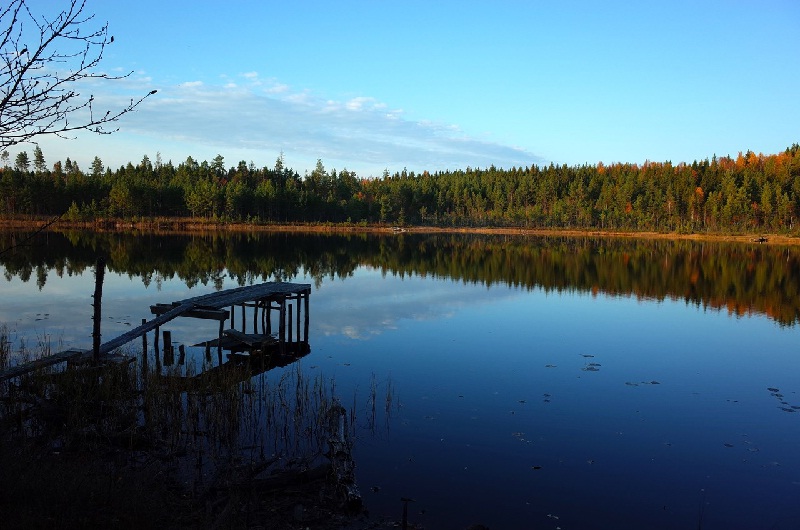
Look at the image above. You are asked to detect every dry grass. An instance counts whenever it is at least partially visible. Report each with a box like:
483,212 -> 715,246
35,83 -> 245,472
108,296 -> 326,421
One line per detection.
3,216 -> 800,245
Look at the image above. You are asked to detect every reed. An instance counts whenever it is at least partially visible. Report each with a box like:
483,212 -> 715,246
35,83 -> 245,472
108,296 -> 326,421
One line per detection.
355,372 -> 398,438
0,340 -> 360,527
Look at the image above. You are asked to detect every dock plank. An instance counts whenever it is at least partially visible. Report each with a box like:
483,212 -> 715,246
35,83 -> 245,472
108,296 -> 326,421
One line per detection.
0,349 -> 87,382
150,303 -> 229,321
223,329 -> 278,348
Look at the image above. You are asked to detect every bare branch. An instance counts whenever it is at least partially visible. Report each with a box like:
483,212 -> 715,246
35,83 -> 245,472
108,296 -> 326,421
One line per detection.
0,0 -> 156,150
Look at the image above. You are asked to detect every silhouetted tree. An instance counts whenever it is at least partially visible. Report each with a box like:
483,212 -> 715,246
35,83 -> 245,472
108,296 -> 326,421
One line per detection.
0,0 -> 156,149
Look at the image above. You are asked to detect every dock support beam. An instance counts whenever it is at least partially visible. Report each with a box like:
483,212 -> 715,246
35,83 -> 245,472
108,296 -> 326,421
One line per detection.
279,297 -> 286,355
141,318 -> 148,377
92,258 -> 105,362
304,290 -> 310,345
288,304 -> 293,345
218,319 -> 224,364
163,330 -> 173,366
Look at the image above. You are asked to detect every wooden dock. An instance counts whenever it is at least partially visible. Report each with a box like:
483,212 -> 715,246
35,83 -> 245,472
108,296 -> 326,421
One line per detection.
0,281 -> 311,382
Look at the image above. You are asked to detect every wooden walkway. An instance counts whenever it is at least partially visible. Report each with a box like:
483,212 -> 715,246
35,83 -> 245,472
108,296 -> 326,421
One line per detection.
0,282 -> 311,383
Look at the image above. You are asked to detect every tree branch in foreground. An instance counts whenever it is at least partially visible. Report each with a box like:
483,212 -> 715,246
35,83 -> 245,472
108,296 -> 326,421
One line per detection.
0,0 -> 156,150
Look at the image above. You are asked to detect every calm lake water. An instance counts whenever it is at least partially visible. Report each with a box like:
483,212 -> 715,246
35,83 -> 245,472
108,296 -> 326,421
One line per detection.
2,230 -> 800,529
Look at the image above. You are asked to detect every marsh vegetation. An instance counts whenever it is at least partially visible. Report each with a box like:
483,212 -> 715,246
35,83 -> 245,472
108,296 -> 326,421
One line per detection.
0,325 -> 391,528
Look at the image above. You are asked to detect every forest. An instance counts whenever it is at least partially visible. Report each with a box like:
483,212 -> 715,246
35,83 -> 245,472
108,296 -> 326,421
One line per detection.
2,144 -> 800,233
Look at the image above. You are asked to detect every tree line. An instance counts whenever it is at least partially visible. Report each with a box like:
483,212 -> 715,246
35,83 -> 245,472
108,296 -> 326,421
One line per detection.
2,144 -> 800,233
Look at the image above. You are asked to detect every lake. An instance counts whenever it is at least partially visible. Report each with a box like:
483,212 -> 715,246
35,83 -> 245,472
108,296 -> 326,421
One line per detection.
2,230 -> 800,529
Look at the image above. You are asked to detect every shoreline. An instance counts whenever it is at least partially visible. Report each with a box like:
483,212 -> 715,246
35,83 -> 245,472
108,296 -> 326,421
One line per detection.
1,217 -> 799,246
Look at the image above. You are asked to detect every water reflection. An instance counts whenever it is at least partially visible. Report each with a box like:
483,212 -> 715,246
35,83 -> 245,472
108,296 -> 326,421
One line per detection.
314,267 -> 518,339
3,229 -> 800,325
2,231 -> 800,528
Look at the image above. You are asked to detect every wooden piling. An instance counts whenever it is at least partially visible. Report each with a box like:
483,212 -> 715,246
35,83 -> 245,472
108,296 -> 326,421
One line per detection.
92,258 -> 106,362
295,294 -> 301,342
279,298 -> 286,355
141,318 -> 148,376
288,304 -> 293,344
141,318 -> 147,357
163,330 -> 173,366
217,319 -> 224,363
304,291 -> 310,344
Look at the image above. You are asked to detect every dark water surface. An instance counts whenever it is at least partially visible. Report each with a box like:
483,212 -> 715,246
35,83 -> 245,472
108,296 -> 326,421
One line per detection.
2,230 -> 800,529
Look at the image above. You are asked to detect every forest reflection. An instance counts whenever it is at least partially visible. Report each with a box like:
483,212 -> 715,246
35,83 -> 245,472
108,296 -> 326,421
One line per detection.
2,229 -> 799,326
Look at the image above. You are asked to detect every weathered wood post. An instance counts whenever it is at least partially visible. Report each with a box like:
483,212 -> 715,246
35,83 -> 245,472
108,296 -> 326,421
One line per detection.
304,289 -> 310,345
295,294 -> 301,342
279,297 -> 286,355
288,304 -> 293,345
266,300 -> 273,335
92,258 -> 106,362
141,318 -> 148,377
401,497 -> 414,530
163,330 -> 173,366
141,318 -> 148,359
217,319 -> 224,363
327,399 -> 362,510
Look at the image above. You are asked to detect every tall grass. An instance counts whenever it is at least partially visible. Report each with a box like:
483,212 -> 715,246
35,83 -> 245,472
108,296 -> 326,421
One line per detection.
0,339 -> 356,526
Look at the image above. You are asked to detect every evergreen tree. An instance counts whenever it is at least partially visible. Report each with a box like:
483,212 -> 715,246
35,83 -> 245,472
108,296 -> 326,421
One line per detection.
32,146 -> 46,173
90,156 -> 104,178
14,151 -> 29,171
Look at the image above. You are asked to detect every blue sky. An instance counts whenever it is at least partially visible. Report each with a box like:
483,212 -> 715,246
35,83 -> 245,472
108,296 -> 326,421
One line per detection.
11,0 -> 800,177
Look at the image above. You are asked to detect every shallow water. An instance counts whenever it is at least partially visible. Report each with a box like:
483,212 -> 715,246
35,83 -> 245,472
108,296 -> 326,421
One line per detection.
2,231 -> 800,529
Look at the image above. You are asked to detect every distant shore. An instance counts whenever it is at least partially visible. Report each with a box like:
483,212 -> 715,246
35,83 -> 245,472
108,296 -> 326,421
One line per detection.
2,216 -> 799,246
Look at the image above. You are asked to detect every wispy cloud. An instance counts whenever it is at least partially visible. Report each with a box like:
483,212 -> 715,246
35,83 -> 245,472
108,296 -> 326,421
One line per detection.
102,74 -> 545,175
344,96 -> 386,111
